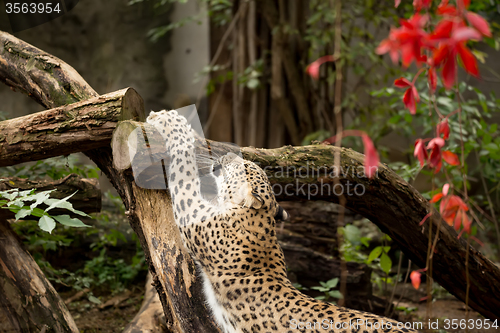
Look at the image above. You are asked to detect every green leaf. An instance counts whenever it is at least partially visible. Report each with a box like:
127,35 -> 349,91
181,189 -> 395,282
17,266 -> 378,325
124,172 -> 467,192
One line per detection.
246,78 -> 260,90
44,194 -> 76,212
366,246 -> 382,263
325,278 -> 339,289
343,225 -> 361,244
30,208 -> 46,217
44,192 -> 90,217
30,190 -> 53,209
15,207 -> 32,221
388,114 -> 401,125
53,215 -> 90,228
328,290 -> 343,299
490,123 -> 498,134
39,215 -> 56,234
0,190 -> 18,201
380,253 -> 392,274
88,295 -> 101,304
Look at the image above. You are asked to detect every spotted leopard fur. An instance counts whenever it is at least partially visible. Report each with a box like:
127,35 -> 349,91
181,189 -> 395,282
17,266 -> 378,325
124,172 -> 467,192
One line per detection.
147,110 -> 419,333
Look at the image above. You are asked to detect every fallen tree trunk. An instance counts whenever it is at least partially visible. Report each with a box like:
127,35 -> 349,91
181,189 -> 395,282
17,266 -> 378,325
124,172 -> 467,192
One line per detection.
1,30 -> 500,327
0,31 -> 98,109
0,87 -> 144,167
0,219 -> 79,333
0,174 -> 101,219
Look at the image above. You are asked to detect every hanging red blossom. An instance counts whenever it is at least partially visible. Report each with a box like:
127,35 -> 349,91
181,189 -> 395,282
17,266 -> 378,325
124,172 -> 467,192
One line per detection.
442,150 -> 460,165
306,55 -> 335,80
414,139 -> 428,167
437,118 -> 450,139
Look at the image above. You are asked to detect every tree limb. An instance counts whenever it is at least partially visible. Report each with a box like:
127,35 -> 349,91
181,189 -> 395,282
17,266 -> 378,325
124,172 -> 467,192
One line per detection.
0,87 -> 144,167
0,31 -> 98,108
0,219 -> 79,332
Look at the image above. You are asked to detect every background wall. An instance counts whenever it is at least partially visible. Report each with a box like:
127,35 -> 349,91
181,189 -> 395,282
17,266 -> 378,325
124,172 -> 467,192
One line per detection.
0,0 -> 209,118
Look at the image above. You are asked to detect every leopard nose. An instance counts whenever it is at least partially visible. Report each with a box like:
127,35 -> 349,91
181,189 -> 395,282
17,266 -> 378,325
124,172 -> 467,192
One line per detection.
275,205 -> 289,221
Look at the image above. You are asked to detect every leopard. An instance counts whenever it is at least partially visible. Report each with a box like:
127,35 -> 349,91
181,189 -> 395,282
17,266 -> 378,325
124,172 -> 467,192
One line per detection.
146,109 -> 419,333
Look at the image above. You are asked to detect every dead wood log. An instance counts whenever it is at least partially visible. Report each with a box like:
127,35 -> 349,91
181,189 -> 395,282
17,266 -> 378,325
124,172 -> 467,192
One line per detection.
0,31 -> 98,109
0,219 -> 79,333
0,87 -> 144,167
0,174 -> 101,219
2,30 -> 500,326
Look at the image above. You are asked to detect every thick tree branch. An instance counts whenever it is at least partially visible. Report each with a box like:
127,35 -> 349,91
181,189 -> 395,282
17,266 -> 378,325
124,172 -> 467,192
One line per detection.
0,220 -> 79,332
0,31 -> 98,108
0,87 -> 144,167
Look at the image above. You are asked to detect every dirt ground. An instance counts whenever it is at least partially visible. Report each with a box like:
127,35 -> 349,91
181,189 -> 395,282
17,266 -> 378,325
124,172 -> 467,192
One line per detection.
64,287 -> 145,333
64,282 -> 498,333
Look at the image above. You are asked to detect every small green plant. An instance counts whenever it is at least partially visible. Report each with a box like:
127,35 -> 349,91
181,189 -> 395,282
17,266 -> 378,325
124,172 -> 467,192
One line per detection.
311,278 -> 343,302
0,188 -> 90,233
396,305 -> 418,316
0,155 -> 100,180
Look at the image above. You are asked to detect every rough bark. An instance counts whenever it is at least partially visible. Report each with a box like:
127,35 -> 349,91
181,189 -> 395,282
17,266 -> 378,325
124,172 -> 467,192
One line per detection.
84,149 -> 222,332
0,31 -> 98,109
0,174 -> 101,219
0,87 -> 144,167
0,220 -> 79,333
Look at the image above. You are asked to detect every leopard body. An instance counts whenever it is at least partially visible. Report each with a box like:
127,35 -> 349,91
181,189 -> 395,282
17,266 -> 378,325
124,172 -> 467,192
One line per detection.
146,110 -> 418,333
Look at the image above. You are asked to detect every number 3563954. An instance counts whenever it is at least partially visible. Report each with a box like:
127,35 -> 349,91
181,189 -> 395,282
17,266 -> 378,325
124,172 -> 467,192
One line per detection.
5,3 -> 62,14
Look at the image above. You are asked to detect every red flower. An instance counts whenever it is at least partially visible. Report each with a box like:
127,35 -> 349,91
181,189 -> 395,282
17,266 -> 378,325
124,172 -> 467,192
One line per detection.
378,14 -> 429,68
437,194 -> 471,233
414,139 -> 428,167
413,0 -> 433,12
430,184 -> 450,203
432,27 -> 481,89
439,194 -> 469,227
430,193 -> 444,203
361,134 -> 379,178
306,55 -> 335,80
394,77 -> 420,114
428,66 -> 438,92
442,150 -> 460,165
427,137 -> 445,168
439,0 -> 492,38
376,31 -> 401,64
437,118 -> 450,139
437,0 -> 458,16
442,183 -> 450,195
465,12 -> 492,37
410,271 -> 421,289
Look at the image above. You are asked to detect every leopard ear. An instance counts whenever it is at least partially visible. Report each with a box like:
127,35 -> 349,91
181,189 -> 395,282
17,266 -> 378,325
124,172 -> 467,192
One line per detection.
250,190 -> 264,209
